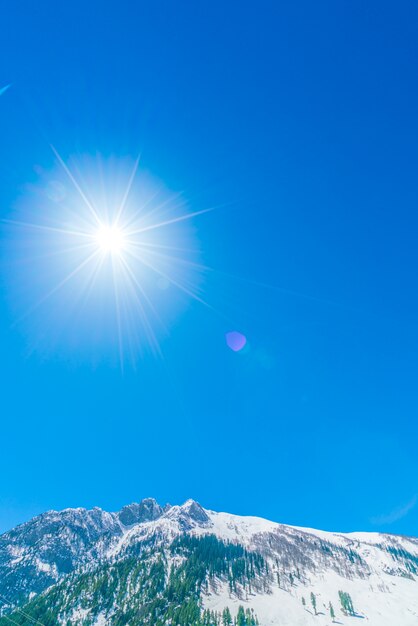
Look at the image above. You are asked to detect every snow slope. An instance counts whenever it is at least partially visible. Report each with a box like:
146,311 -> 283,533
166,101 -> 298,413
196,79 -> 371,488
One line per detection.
2,499 -> 418,624
104,501 -> 418,625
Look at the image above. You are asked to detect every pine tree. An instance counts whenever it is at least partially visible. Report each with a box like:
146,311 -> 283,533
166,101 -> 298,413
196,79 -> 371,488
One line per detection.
222,607 -> 232,626
338,590 -> 355,616
329,601 -> 335,621
236,606 -> 246,626
310,592 -> 317,615
301,596 -> 306,607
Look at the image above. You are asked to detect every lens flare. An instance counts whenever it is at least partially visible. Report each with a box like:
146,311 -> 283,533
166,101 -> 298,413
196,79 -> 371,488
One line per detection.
226,331 -> 247,352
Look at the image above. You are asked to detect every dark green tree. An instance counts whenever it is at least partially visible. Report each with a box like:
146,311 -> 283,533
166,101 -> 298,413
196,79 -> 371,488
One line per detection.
236,605 -> 246,626
222,607 -> 232,626
338,590 -> 355,616
310,592 -> 317,615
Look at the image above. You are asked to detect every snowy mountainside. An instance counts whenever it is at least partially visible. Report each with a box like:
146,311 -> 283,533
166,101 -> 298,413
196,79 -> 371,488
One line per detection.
1,498 -> 418,624
0,498 -> 164,605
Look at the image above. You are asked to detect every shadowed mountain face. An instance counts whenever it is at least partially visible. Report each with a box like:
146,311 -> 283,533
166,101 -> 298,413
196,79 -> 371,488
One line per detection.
1,499 -> 418,625
117,498 -> 167,527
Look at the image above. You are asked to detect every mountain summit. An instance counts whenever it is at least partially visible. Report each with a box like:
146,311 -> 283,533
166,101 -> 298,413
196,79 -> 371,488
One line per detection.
117,498 -> 167,526
1,499 -> 417,625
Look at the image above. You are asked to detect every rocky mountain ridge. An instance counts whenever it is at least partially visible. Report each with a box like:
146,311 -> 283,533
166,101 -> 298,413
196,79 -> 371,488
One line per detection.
1,498 -> 418,625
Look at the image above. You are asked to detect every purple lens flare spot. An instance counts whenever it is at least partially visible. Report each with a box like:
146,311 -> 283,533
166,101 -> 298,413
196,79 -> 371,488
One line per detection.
226,331 -> 247,352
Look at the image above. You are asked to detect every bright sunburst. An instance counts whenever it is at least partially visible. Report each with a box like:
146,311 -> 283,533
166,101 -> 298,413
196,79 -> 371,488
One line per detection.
3,149 -> 211,365
95,225 -> 127,255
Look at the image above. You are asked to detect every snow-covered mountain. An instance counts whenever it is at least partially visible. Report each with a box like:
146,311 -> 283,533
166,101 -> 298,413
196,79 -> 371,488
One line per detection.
1,498 -> 418,625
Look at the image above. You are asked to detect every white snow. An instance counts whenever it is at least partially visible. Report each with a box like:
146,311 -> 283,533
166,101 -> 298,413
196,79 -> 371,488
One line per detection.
8,500 -> 418,626
104,502 -> 418,626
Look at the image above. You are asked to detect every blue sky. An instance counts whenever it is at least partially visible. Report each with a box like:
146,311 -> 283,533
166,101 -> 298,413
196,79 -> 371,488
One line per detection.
1,1 -> 418,535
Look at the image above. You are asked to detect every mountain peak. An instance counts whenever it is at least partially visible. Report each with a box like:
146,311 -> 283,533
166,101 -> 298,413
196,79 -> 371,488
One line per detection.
2,499 -> 418,625
181,499 -> 209,521
117,497 -> 164,527
163,499 -> 211,526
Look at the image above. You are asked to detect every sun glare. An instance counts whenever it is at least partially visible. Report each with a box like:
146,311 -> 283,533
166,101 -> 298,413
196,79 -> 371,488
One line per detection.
95,225 -> 126,255
4,150 -> 211,365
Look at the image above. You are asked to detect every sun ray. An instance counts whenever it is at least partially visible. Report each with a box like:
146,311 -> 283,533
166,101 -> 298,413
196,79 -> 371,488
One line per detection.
2,218 -> 94,240
12,248 -> 102,327
110,255 -> 125,369
117,186 -> 171,231
114,155 -> 140,226
125,207 -> 214,237
117,256 -> 162,355
123,239 -> 199,255
6,154 -> 212,363
125,246 -> 210,308
124,188 -> 188,223
118,254 -> 166,331
8,241 -> 97,264
127,242 -> 210,273
50,145 -> 102,226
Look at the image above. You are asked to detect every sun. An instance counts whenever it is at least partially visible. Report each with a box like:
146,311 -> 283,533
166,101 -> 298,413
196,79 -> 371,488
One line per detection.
4,150 -> 211,365
95,224 -> 126,255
